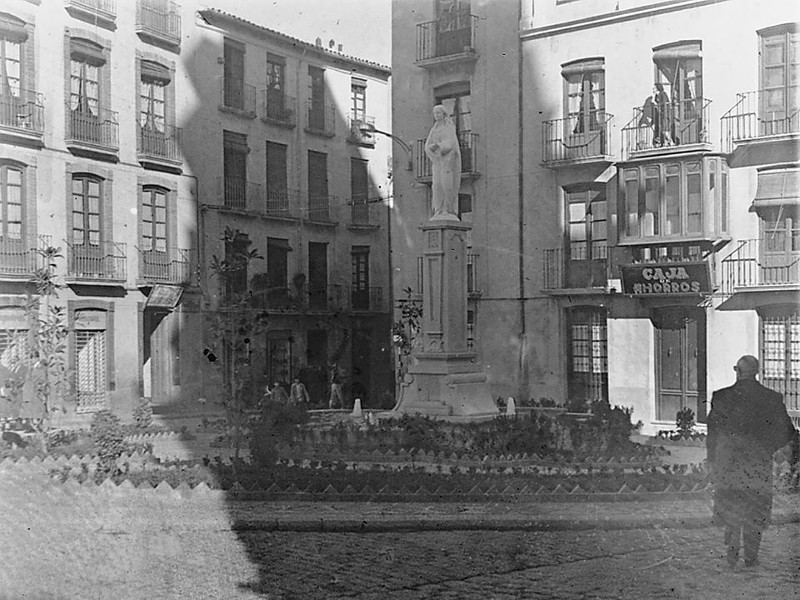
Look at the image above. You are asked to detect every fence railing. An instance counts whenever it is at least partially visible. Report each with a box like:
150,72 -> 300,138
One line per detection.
307,195 -> 332,221
135,0 -> 181,43
542,112 -> 613,164
720,90 -> 800,153
305,101 -> 336,136
136,121 -> 182,162
720,238 -> 800,296
221,77 -> 257,114
414,131 -> 479,179
416,12 -> 477,62
137,246 -> 192,285
0,88 -> 44,134
622,97 -> 711,158
351,286 -> 384,311
217,176 -> 262,210
66,239 -> 126,281
65,104 -> 119,150
542,245 -> 610,290
261,90 -> 296,125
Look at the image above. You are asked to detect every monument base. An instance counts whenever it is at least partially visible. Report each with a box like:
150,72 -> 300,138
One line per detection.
385,354 -> 499,422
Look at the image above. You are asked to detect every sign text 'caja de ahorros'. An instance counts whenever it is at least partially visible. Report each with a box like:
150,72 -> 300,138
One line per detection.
620,262 -> 711,295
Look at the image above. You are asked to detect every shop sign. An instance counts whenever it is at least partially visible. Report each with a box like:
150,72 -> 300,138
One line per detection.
620,262 -> 711,295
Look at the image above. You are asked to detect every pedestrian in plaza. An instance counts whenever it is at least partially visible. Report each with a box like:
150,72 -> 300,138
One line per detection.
706,354 -> 799,570
290,376 -> 311,405
264,381 -> 289,407
328,365 -> 344,409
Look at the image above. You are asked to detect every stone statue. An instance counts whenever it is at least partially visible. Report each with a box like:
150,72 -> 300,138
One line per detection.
424,104 -> 461,220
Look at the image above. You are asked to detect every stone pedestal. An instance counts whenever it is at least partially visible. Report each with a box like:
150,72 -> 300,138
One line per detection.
391,220 -> 497,420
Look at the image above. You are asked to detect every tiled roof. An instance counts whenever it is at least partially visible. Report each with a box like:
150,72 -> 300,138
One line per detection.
199,8 -> 391,75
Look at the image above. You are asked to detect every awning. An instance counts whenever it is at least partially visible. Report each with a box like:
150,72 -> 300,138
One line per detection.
561,57 -> 605,77
70,38 -> 106,66
140,60 -> 171,85
653,41 -> 702,61
267,237 -> 292,251
717,289 -> 800,311
751,168 -> 800,211
0,12 -> 28,43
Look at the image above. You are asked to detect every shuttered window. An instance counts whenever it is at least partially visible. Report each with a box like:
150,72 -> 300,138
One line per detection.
74,328 -> 107,412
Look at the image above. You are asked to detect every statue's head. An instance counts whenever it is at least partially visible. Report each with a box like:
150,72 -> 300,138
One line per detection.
432,104 -> 448,122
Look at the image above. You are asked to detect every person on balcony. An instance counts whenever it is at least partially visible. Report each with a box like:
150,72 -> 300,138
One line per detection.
706,355 -> 799,570
425,104 -> 461,220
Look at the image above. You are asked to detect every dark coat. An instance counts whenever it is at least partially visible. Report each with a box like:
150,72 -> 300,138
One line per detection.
706,379 -> 797,528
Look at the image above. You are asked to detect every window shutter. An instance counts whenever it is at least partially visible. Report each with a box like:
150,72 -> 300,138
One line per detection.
0,12 -> 28,43
70,38 -> 105,66
140,60 -> 171,85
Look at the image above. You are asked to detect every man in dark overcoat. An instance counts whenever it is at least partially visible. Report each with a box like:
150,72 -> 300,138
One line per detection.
706,355 -> 798,569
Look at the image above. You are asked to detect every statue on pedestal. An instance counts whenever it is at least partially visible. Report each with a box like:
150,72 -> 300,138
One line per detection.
425,104 -> 461,220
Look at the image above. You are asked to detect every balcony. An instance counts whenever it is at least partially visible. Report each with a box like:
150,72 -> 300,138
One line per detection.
0,89 -> 44,146
64,0 -> 116,29
721,90 -> 799,167
721,238 -> 800,297
65,104 -> 119,159
307,195 -> 333,223
260,91 -> 296,127
137,246 -> 193,286
622,97 -> 712,160
218,176 -> 262,211
305,101 -> 336,137
542,245 -> 610,292
220,77 -> 257,117
542,113 -> 613,167
347,114 -> 375,147
349,196 -> 376,228
350,286 -> 384,312
0,236 -> 50,279
135,0 -> 181,48
136,121 -> 182,171
415,11 -> 478,68
414,131 -> 480,180
66,239 -> 126,283
306,283 -> 344,311
264,188 -> 299,219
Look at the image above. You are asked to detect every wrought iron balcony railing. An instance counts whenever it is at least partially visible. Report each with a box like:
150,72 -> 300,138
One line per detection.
135,0 -> 181,44
721,238 -> 800,296
416,11 -> 477,63
307,195 -> 332,222
720,90 -> 800,153
306,283 -> 344,311
350,195 -> 370,226
217,176 -> 263,210
542,113 -> 613,164
0,235 -> 51,276
65,104 -> 119,151
137,246 -> 192,285
622,97 -> 711,158
221,77 -> 257,115
264,188 -> 297,218
542,245 -> 610,290
136,121 -> 182,162
0,88 -> 44,135
414,131 -> 479,179
350,286 -> 383,311
66,239 -> 126,281
261,90 -> 296,126
305,101 -> 336,136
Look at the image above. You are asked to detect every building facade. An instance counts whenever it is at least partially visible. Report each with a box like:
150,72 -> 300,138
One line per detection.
0,0 -> 392,423
391,0 -> 798,433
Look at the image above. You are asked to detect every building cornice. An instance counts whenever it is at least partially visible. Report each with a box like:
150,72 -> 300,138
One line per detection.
520,0 -> 732,40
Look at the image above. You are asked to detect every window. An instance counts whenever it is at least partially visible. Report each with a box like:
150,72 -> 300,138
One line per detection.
652,41 -> 703,145
73,309 -> 108,412
758,24 -> 799,135
69,37 -> 107,144
568,308 -> 608,404
761,313 -> 800,415
224,231 -> 250,298
0,307 -> 28,378
0,12 -> 25,99
562,59 -> 605,135
138,60 -> 174,159
223,39 -> 245,110
266,53 -> 286,120
308,241 -> 328,309
350,158 -> 369,225
761,205 -> 800,284
566,189 -> 606,260
435,0 -> 472,56
308,65 -> 325,130
351,246 -> 370,310
141,186 -> 167,252
0,163 -> 22,241
351,77 -> 366,122
72,174 -> 102,247
267,237 -> 290,307
266,141 -> 288,213
223,130 -> 248,208
307,150 -> 328,220
435,82 -> 471,170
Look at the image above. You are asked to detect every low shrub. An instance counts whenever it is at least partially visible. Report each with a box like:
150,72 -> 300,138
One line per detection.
90,410 -> 126,474
250,403 -> 310,467
132,397 -> 153,429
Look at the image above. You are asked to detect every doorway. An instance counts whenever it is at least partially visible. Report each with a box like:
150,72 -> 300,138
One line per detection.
142,308 -> 177,407
655,307 -> 707,423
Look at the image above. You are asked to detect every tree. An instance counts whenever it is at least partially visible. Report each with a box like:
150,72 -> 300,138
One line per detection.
391,287 -> 422,400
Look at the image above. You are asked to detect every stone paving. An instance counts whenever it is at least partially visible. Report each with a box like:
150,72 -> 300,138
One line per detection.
2,463 -> 799,599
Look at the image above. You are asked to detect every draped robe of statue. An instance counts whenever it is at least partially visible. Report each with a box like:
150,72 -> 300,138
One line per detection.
424,108 -> 461,220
